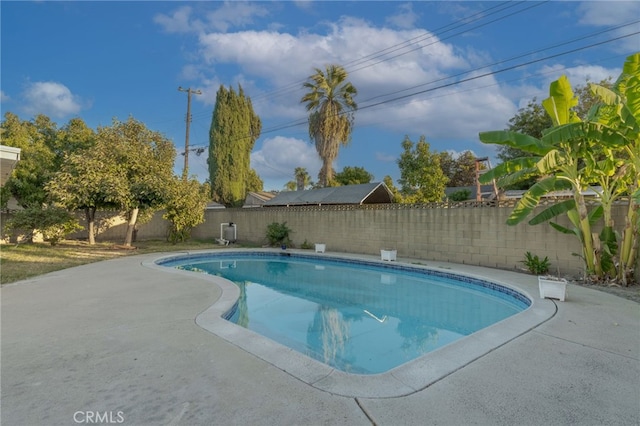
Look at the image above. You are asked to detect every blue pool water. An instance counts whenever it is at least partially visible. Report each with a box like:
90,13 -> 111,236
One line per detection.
159,252 -> 529,375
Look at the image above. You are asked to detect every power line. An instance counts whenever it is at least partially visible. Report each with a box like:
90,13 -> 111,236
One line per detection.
184,2 -> 552,134
357,31 -> 639,113
247,1 -> 542,105
359,19 -> 640,105
229,28 -> 638,140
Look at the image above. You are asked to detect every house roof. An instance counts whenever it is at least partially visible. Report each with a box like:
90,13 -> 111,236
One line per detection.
503,186 -> 603,199
243,191 -> 277,208
1,145 -> 21,187
247,191 -> 277,202
205,201 -> 226,209
264,182 -> 394,207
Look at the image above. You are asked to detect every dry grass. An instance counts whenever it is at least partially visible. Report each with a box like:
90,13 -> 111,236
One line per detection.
0,239 -> 241,285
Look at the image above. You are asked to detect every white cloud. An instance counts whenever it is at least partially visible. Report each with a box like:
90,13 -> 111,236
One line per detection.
386,3 -> 420,29
154,6 -> 198,34
251,136 -> 321,187
154,2 -> 270,34
577,2 -> 640,52
578,2 -> 640,27
22,81 -> 83,118
166,4 -> 632,157
204,1 -> 269,32
194,16 -> 469,126
0,90 -> 10,102
535,63 -> 620,95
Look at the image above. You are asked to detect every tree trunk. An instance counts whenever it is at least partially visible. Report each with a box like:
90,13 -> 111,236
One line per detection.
575,192 -> 599,276
85,206 -> 96,245
124,208 -> 139,247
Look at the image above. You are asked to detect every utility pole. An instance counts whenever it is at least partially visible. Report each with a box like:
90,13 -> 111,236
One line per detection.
178,86 -> 202,179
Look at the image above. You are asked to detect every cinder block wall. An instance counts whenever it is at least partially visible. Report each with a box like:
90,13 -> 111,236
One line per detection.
190,204 -> 631,278
5,202 -> 630,279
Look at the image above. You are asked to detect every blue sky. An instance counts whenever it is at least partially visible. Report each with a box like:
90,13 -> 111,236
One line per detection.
2,1 -> 638,190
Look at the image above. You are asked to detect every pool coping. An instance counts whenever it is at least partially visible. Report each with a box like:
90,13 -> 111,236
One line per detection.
143,248 -> 556,398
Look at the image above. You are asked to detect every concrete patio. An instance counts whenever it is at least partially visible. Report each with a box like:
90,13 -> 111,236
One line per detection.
2,250 -> 638,425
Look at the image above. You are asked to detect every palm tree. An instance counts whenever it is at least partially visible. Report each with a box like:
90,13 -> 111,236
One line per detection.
294,167 -> 311,190
284,167 -> 313,191
301,65 -> 357,187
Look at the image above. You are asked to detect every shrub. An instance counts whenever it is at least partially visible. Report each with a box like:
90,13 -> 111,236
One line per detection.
266,222 -> 292,247
163,179 -> 210,244
5,206 -> 81,245
521,251 -> 550,275
448,189 -> 471,201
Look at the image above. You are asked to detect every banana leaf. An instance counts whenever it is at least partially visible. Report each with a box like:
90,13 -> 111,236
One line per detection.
478,157 -> 539,184
542,75 -> 580,126
529,199 -> 575,225
588,204 -> 604,225
478,130 -> 553,156
550,221 -> 578,236
622,53 -> 640,123
506,176 -> 561,225
536,149 -> 569,174
542,122 -> 628,148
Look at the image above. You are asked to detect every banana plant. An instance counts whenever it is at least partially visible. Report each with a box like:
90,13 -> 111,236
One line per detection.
585,53 -> 640,284
479,53 -> 639,282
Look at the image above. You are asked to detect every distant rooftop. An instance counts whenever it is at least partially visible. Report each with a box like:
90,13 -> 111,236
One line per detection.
264,182 -> 394,207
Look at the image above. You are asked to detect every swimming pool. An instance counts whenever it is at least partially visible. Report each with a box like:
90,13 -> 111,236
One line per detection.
156,251 -> 533,376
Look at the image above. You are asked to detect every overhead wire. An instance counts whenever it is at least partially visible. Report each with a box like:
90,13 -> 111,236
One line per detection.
247,1 -> 538,105
183,1 -> 550,142
225,27 -> 639,140
180,6 -> 638,162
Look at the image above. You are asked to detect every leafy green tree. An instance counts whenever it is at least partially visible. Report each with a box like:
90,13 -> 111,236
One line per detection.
54,117 -> 96,161
333,166 -> 374,186
383,175 -> 403,203
397,135 -> 448,203
301,64 -> 358,187
1,113 -> 58,208
1,113 -> 96,210
479,54 -> 638,283
246,168 -> 264,194
98,117 -> 176,247
46,138 -> 127,244
163,178 -> 210,243
208,85 -> 262,206
439,151 -> 477,187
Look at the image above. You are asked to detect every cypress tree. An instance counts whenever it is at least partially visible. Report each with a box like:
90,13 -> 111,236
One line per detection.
208,85 -> 262,206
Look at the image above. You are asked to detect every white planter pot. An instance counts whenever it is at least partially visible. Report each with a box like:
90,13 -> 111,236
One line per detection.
315,243 -> 326,253
380,249 -> 397,261
538,276 -> 568,301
